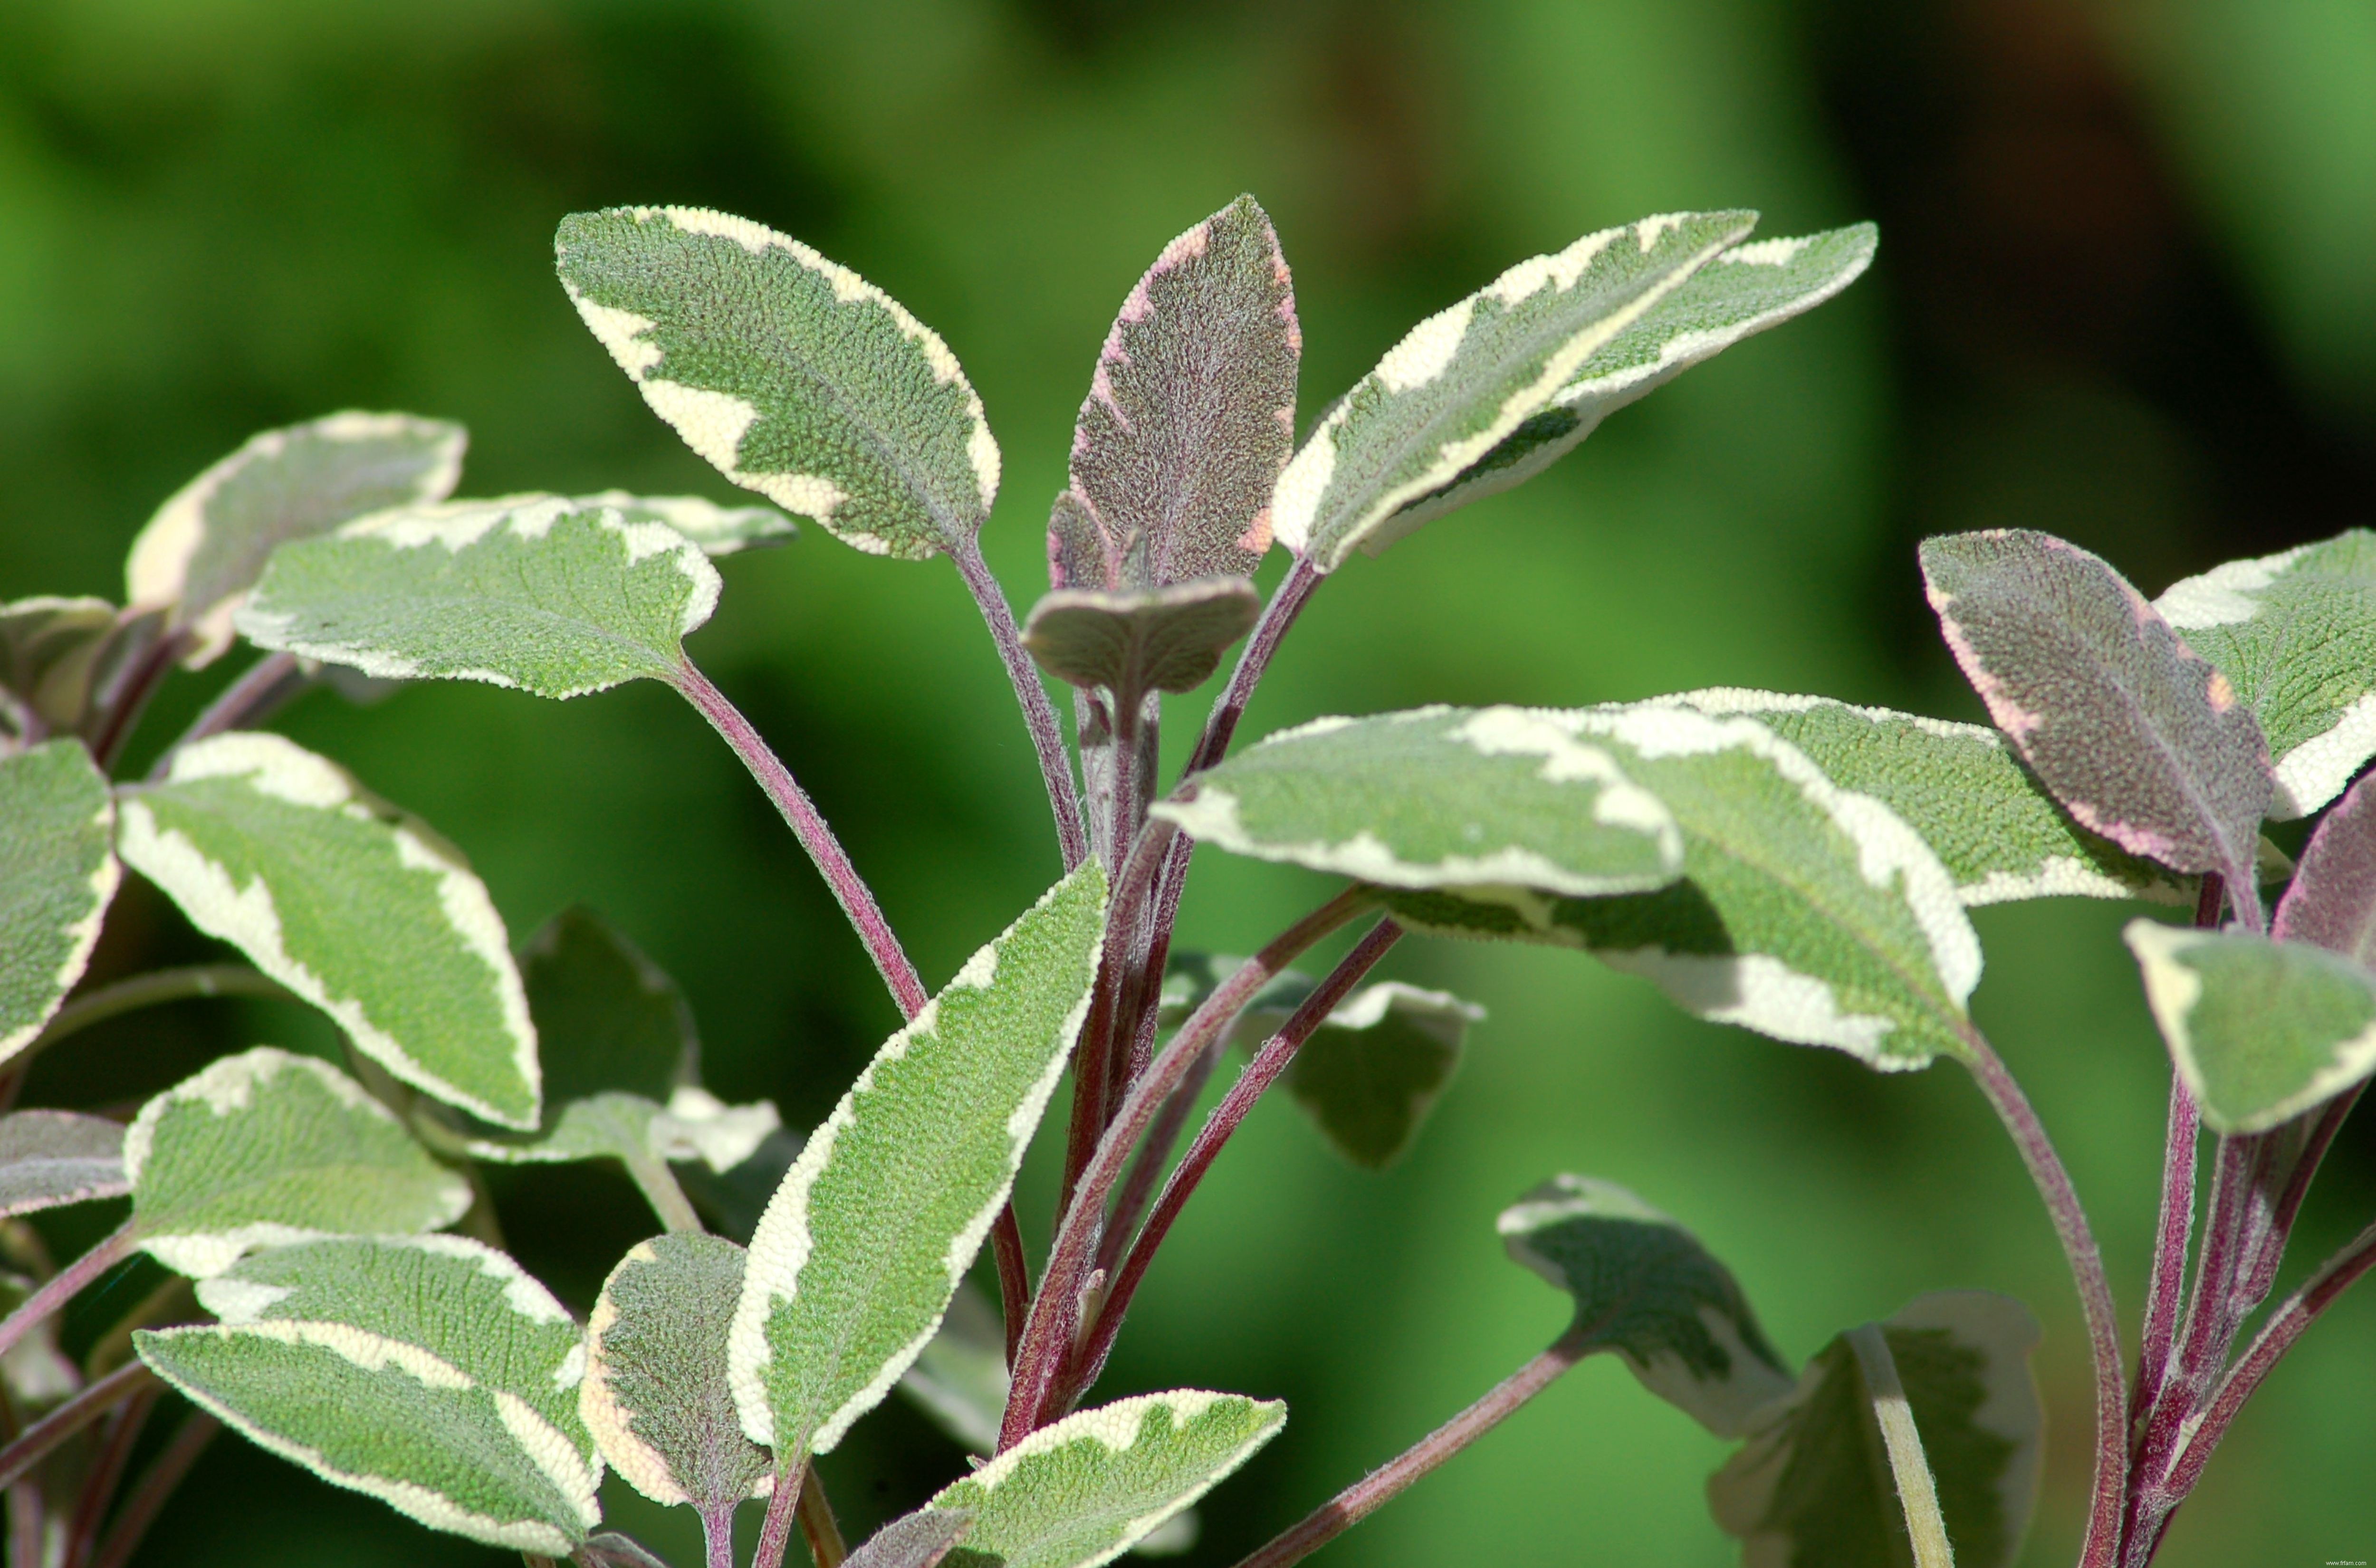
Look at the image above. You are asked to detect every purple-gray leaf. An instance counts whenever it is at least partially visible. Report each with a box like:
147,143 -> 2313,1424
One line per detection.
1050,195 -> 1299,591
2274,771 -> 2376,965
0,1110 -> 129,1218
1023,578 -> 1261,699
1919,530 -> 2273,920
843,1507 -> 975,1568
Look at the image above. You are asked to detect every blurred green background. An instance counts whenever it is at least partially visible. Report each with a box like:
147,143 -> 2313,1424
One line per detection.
4,0 -> 2373,1563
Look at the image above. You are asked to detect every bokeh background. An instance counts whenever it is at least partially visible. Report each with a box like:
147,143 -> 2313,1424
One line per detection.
3,0 -> 2372,1563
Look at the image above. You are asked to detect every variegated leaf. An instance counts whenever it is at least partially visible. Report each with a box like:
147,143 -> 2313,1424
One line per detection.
0,739 -> 117,1063
730,863 -> 1106,1459
1500,1175 -> 1792,1437
1023,579 -> 1261,699
2124,920 -> 2376,1133
898,1279 -> 1008,1456
1154,706 -> 1683,898
575,490 -> 795,555
1668,689 -> 2189,906
919,1391 -> 1284,1568
125,1048 -> 470,1277
583,1233 -> 772,1513
456,1089 -> 779,1177
0,1111 -> 128,1218
237,496 -> 720,700
0,597 -> 118,736
1710,1292 -> 2044,1568
2274,770 -> 2376,965
1051,195 -> 1298,590
1920,530 -> 2274,918
117,732 -> 540,1128
1273,211 -> 1753,572
848,1509 -> 977,1568
1374,705 -> 1982,1069
2156,528 -> 2376,817
125,412 -> 467,667
1387,223 -> 1877,538
556,206 -> 998,560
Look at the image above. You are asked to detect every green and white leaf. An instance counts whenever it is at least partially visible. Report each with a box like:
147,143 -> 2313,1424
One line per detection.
1710,1291 -> 2044,1568
458,1089 -> 778,1176
1272,211 -> 1753,572
237,495 -> 720,700
1374,705 -> 1983,1069
125,1047 -> 471,1277
556,206 -> 998,560
1500,1175 -> 1792,1438
919,1391 -> 1284,1568
1387,224 -> 1877,538
1668,689 -> 2190,906
0,739 -> 117,1062
1156,706 -> 1683,898
848,1509 -> 977,1568
0,597 -> 118,735
0,1110 -> 129,1217
898,1279 -> 1008,1455
730,862 -> 1106,1458
2156,529 -> 2376,817
2124,920 -> 2376,1133
575,490 -> 795,555
125,412 -> 467,666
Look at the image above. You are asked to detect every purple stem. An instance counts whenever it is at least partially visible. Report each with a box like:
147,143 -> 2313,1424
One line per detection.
1058,821 -> 1182,1219
0,1363 -> 156,1492
2130,1075 -> 2198,1452
753,1460 -> 807,1568
699,1504 -> 736,1568
148,649 -> 307,779
992,1206 -> 1033,1370
1095,1037 -> 1225,1281
797,1463 -> 848,1568
0,1225 -> 140,1365
1185,556 -> 1320,781
87,1412 -> 218,1568
89,630 -> 191,773
1954,1026 -> 2126,1568
950,539 -> 1090,872
61,1381 -> 160,1568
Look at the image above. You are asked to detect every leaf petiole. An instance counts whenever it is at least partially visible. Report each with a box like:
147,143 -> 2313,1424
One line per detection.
1845,1323 -> 1954,1568
950,539 -> 1090,873
0,1223 -> 141,1365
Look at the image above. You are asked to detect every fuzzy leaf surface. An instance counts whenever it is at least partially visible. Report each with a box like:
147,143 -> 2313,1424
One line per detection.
847,1509 -> 977,1568
574,490 -> 795,555
1710,1292 -> 2043,1568
1155,705 -> 1683,898
1920,530 -> 2273,905
1023,579 -> 1260,698
0,1111 -> 129,1217
125,1048 -> 470,1277
1375,705 -> 1983,1069
583,1233 -> 772,1510
1273,211 -> 1752,572
237,496 -> 720,699
2156,528 -> 2376,816
1501,1174 -> 1792,1437
557,206 -> 997,560
922,1391 -> 1284,1568
0,739 -> 117,1062
1386,223 -> 1877,538
729,863 -> 1107,1458
117,731 -> 539,1128
898,1280 -> 1008,1455
1050,195 -> 1297,590
2273,770 -> 2376,966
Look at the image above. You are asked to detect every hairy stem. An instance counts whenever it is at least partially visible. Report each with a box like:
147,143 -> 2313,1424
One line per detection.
699,1504 -> 736,1568
0,1226 -> 140,1365
26,966 -> 292,1061
1094,1038 -> 1224,1281
1954,1025 -> 2125,1568
87,1412 -> 218,1568
1057,820 -> 1183,1220
752,1457 -> 809,1568
61,1382 -> 160,1568
795,1464 -> 847,1568
0,1364 -> 156,1492
148,650 -> 309,778
2131,1074 -> 2198,1451
1185,556 -> 1319,781
992,1206 -> 1033,1370
1227,1326 -> 1589,1568
619,1146 -> 705,1236
1847,1324 -> 1954,1568
950,539 -> 1090,872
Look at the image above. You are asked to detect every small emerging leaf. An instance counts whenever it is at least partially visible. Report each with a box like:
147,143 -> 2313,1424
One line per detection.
1051,194 -> 1298,590
117,732 -> 541,1128
237,495 -> 720,700
1500,1175 -> 1791,1437
125,1047 -> 470,1277
1023,579 -> 1261,699
921,1391 -> 1285,1568
0,1111 -> 129,1218
1920,530 -> 2273,915
730,863 -> 1107,1459
2274,770 -> 2376,966
125,412 -> 467,666
1710,1292 -> 2044,1568
0,739 -> 118,1063
557,206 -> 998,560
898,1280 -> 1008,1455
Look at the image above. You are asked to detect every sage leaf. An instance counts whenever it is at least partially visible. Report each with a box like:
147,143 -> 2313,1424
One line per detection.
898,1279 -> 1008,1455
0,597 -> 119,736
0,1111 -> 129,1218
1386,223 -> 1877,540
729,862 -> 1107,1458
1302,706 -> 1982,1068
125,412 -> 467,667
1051,195 -> 1298,591
125,1047 -> 470,1278
556,206 -> 999,560
1023,579 -> 1262,699
0,1269 -> 81,1410
1920,530 -> 2274,912
2156,528 -> 2376,816
1154,705 -> 1684,898
1669,688 -> 2190,906
848,1508 -> 977,1568
1273,211 -> 1753,573
0,739 -> 117,1063
575,490 -> 795,555
920,1391 -> 1285,1568
237,495 -> 721,700
2124,920 -> 2376,1133
2273,770 -> 2376,965
457,1090 -> 780,1177
1710,1292 -> 2044,1568
580,1533 -> 677,1568
117,731 -> 540,1128
583,1233 -> 772,1511
1499,1175 -> 1792,1437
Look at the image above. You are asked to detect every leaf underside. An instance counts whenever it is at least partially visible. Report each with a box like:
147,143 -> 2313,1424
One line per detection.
1022,579 -> 1261,699
2273,770 -> 2376,966
0,1110 -> 130,1218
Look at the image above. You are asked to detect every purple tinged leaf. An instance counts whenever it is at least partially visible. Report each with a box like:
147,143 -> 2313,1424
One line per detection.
1022,578 -> 1262,699
1050,195 -> 1299,590
843,1507 -> 975,1568
2274,771 -> 2376,966
1919,529 -> 2274,921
